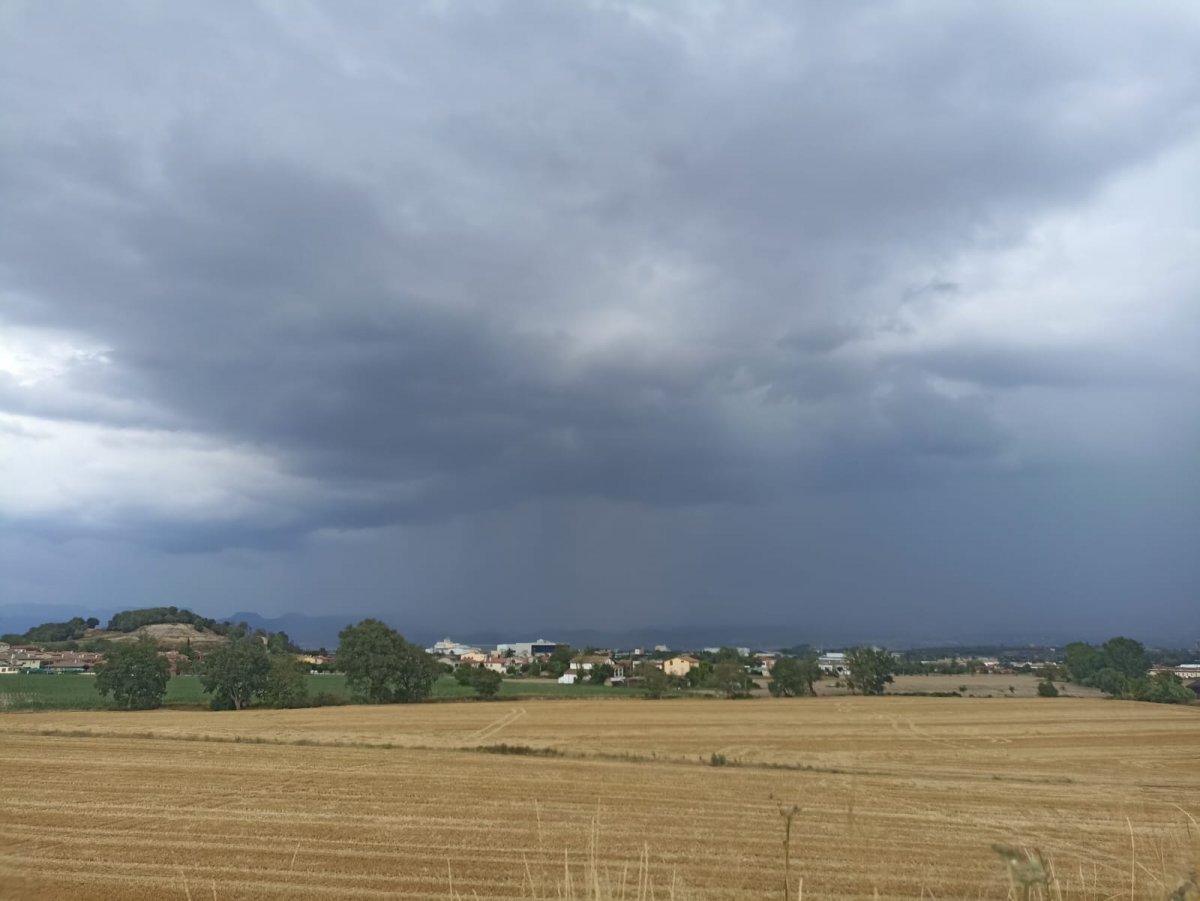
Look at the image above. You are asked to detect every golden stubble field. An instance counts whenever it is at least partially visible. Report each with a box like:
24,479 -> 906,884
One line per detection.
1,697 -> 1197,901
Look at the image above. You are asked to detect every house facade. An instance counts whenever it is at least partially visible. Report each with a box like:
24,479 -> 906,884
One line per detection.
818,652 -> 848,675
569,655 -> 612,672
496,640 -> 559,657
426,638 -> 480,658
663,656 -> 699,677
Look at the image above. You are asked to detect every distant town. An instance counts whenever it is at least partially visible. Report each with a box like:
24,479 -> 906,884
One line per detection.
3,607 -> 1198,701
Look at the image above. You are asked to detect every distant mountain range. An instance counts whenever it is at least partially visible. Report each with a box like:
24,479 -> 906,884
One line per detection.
222,613 -> 737,653
1,603 -> 1193,653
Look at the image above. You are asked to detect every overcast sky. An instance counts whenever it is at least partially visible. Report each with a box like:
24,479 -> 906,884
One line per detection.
2,1 -> 1198,644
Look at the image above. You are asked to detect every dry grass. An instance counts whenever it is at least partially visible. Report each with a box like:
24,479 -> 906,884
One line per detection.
89,623 -> 229,649
864,673 -> 1105,699
0,697 -> 1196,899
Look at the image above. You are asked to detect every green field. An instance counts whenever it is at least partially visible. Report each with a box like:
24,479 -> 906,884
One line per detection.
0,673 -> 214,710
0,672 -> 639,711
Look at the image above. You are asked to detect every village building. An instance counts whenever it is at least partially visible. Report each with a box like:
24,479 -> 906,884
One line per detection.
295,653 -> 334,666
425,638 -> 480,657
818,652 -> 848,675
662,655 -> 700,677
569,654 -> 612,672
495,640 -> 559,657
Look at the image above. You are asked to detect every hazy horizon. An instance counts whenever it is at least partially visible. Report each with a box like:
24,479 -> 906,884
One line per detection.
2,3 -> 1198,645
1,601 -> 1193,655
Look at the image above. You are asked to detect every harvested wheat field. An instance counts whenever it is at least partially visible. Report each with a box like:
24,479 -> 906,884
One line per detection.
1,697 -> 1197,901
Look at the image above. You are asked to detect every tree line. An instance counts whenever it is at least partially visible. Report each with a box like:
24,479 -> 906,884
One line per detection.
3,616 -> 100,644
82,627 -> 1200,711
1061,637 -> 1194,704
2,606 -> 303,654
94,635 -> 315,711
94,619 -> 438,711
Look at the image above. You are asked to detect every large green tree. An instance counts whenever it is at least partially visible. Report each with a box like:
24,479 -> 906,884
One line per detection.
1064,642 -> 1104,683
768,656 -> 821,697
337,619 -> 437,703
844,647 -> 895,696
95,636 -> 170,710
1132,672 -> 1195,705
25,616 -> 90,643
588,663 -> 615,685
546,644 -> 574,678
685,660 -> 714,689
1099,637 -> 1150,681
263,655 -> 309,708
639,665 -> 670,699
472,668 -> 503,699
1086,667 -> 1129,697
1066,637 -> 1152,697
266,630 -> 299,655
712,660 -> 752,699
200,638 -> 271,710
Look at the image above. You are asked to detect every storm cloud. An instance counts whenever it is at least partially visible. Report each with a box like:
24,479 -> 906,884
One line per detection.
2,2 -> 1198,642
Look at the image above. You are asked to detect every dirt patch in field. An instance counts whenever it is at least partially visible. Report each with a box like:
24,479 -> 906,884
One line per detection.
88,623 -> 228,649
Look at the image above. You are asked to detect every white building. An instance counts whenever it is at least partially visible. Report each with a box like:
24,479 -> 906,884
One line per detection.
496,640 -> 559,656
425,638 -> 480,657
569,655 -> 612,672
818,652 -> 848,675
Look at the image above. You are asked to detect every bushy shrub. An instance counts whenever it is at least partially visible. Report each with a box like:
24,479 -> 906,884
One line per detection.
1131,672 -> 1194,705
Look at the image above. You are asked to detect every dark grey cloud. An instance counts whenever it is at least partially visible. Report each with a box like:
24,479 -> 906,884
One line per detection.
2,1 -> 1198,638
